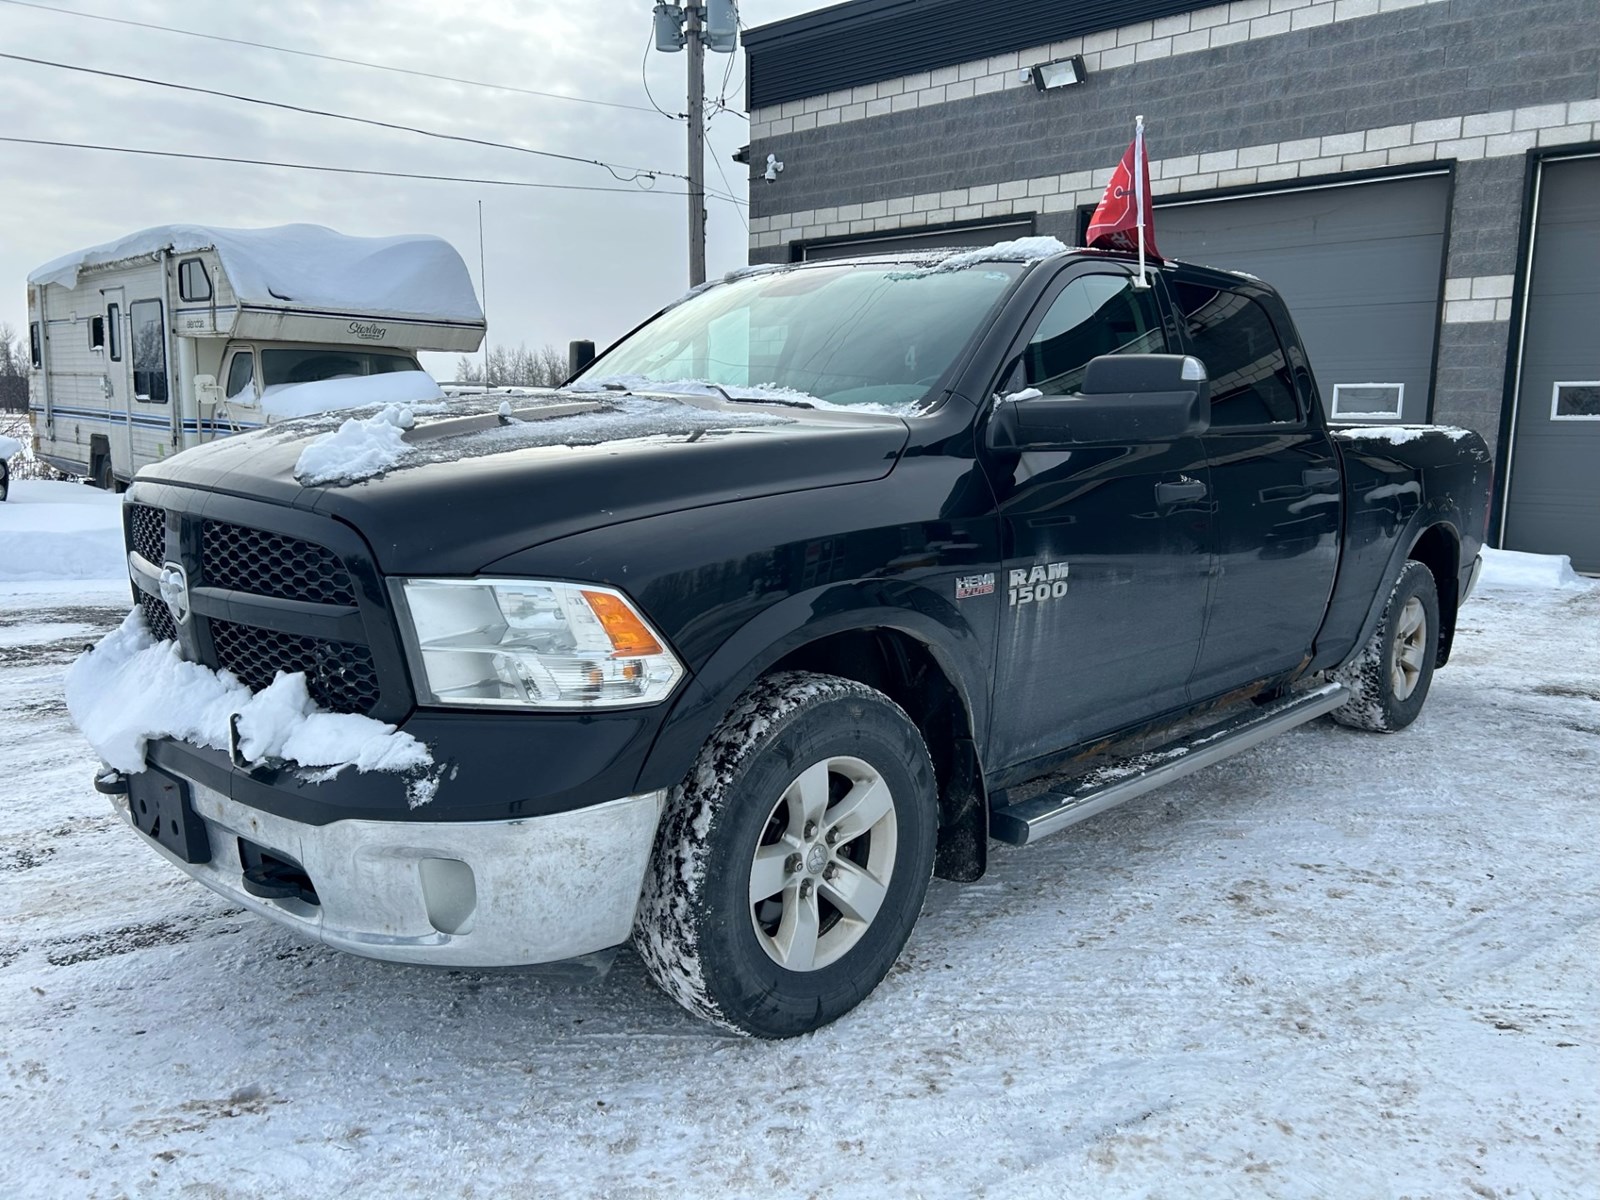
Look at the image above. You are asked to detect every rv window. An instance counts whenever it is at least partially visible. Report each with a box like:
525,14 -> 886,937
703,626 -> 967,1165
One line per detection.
178,258 -> 212,303
107,304 -> 122,361
260,348 -> 420,386
29,322 -> 42,368
130,300 -> 168,403
90,315 -> 106,351
225,352 -> 255,400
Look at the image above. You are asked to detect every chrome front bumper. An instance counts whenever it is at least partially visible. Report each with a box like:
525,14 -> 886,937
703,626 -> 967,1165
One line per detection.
111,781 -> 665,967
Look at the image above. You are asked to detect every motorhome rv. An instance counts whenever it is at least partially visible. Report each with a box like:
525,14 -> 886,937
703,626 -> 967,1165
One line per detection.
25,224 -> 486,487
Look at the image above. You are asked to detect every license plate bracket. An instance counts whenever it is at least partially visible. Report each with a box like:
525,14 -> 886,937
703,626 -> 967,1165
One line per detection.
126,768 -> 212,864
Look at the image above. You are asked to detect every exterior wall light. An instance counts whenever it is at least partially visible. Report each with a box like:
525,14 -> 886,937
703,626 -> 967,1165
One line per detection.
1031,55 -> 1087,91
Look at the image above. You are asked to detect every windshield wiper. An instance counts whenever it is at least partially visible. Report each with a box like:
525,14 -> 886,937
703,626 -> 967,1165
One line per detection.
719,390 -> 817,409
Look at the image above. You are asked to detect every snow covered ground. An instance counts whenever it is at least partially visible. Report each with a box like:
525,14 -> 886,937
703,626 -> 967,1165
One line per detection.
0,490 -> 1595,1197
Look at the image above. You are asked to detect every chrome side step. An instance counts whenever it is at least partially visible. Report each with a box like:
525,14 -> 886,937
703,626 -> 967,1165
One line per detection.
989,681 -> 1350,847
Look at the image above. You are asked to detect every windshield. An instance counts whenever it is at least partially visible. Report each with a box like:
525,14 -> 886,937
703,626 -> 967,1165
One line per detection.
577,262 -> 1024,410
261,347 -> 421,387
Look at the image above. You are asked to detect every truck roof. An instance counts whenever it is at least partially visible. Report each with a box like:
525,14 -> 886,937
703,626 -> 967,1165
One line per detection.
27,223 -> 484,326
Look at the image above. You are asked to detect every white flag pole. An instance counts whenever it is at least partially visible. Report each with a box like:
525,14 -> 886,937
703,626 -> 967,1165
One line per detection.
1134,114 -> 1148,289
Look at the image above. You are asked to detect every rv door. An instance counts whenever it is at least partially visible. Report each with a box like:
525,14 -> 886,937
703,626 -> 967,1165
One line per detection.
128,297 -> 172,476
101,287 -> 135,482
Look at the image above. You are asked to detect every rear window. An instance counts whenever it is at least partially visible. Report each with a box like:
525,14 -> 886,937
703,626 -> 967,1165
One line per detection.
1172,281 -> 1300,426
261,348 -> 420,387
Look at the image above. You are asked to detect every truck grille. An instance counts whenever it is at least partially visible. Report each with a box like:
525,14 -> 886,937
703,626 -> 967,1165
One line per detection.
138,590 -> 179,644
210,620 -> 381,714
124,499 -> 397,719
128,503 -> 166,564
201,519 -> 357,606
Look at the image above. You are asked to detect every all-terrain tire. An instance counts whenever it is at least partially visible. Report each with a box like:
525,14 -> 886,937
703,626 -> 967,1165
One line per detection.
634,671 -> 938,1038
1331,560 -> 1440,733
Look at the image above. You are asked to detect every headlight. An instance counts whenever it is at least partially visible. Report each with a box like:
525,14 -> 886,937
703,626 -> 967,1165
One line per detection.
394,578 -> 684,709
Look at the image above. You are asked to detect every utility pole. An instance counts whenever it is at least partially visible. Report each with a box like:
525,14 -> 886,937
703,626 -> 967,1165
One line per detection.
685,4 -> 707,288
654,2 -> 736,288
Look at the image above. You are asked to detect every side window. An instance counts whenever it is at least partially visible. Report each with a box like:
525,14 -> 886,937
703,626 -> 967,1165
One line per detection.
178,258 -> 212,303
130,300 -> 168,403
107,303 -> 122,361
89,315 -> 106,351
1172,281 -> 1299,426
1022,274 -> 1165,396
225,352 -> 255,400
29,322 -> 42,368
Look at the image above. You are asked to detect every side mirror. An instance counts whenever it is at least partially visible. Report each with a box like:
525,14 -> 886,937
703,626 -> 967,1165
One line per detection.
193,374 -> 222,418
568,339 -> 596,378
987,354 -> 1210,449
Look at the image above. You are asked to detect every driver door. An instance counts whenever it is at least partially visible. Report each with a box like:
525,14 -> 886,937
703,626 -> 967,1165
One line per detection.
980,267 -> 1214,770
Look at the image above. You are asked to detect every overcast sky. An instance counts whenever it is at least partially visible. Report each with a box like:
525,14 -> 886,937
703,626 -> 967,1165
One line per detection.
0,0 -> 824,374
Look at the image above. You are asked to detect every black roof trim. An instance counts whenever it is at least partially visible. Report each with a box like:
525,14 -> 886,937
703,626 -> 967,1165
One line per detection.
745,0 -> 1212,110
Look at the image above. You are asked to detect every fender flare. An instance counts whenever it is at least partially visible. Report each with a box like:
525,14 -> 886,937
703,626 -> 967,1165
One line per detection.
634,578 -> 992,797
1337,506 -> 1460,672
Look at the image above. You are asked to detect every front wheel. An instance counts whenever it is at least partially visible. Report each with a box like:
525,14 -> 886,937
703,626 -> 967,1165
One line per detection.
634,671 -> 938,1038
1331,559 -> 1440,732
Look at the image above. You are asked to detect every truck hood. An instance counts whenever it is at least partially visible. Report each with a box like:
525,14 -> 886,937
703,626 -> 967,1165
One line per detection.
137,390 -> 911,574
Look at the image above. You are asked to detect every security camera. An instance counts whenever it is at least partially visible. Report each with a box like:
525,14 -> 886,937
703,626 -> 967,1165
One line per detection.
764,153 -> 784,183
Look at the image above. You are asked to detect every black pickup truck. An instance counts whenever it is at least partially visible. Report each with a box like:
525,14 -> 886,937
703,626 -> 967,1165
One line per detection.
98,244 -> 1492,1037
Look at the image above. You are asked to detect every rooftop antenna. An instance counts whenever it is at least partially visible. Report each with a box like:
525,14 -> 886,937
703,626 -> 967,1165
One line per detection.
477,198 -> 489,385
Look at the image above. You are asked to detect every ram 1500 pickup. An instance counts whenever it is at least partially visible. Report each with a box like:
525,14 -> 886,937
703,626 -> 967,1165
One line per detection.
89,243 -> 1492,1037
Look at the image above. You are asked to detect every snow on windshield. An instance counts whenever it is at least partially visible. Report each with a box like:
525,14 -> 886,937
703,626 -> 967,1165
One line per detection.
259,370 -> 444,419
574,260 -> 1023,412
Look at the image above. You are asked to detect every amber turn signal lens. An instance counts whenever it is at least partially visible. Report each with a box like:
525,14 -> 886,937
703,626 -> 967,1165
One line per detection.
581,590 -> 664,656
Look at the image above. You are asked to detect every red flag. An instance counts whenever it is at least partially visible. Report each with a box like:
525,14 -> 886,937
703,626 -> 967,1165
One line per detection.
1086,121 -> 1161,261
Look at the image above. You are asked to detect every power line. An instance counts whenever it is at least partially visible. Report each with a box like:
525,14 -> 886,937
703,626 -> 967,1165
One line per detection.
0,135 -> 748,203
0,0 -> 662,115
2,52 -> 663,185
640,23 -> 683,121
0,51 -> 746,204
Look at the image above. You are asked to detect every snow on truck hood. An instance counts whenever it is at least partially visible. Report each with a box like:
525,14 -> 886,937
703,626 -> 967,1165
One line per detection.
136,388 -> 912,575
28,223 -> 483,324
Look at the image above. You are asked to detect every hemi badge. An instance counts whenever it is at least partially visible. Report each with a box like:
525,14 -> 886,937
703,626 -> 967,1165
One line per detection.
955,572 -> 995,599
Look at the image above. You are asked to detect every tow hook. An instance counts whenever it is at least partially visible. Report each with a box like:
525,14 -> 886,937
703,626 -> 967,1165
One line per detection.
93,767 -> 130,795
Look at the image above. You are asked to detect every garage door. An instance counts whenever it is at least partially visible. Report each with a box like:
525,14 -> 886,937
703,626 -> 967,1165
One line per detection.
1503,155 -> 1600,573
1153,175 -> 1450,425
801,218 -> 1032,261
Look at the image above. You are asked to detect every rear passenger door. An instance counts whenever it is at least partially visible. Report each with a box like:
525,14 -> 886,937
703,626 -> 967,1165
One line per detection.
1170,273 -> 1341,697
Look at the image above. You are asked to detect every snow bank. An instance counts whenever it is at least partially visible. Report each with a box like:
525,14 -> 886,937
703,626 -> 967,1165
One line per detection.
1477,547 -> 1593,592
66,610 -> 435,800
261,370 -> 444,419
0,480 -> 125,581
29,224 -> 483,323
0,434 -> 21,461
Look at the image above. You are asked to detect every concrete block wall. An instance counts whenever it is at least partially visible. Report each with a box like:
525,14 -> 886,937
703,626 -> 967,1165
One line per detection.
744,0 -> 1600,456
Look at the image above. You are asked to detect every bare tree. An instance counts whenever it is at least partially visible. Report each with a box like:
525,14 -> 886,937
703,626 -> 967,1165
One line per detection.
452,341 -> 571,388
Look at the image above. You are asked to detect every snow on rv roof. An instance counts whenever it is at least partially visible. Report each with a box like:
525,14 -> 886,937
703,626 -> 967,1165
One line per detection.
27,224 -> 484,324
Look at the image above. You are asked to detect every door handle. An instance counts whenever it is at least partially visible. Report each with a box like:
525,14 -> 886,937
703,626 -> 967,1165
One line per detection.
1302,467 -> 1341,488
1155,476 -> 1207,505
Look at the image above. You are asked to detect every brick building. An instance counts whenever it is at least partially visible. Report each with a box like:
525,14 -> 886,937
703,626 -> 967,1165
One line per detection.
741,0 -> 1599,568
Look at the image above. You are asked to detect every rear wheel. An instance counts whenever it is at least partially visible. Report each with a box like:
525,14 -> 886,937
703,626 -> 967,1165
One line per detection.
634,671 -> 938,1038
1331,560 -> 1440,732
0,459 -> 9,502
